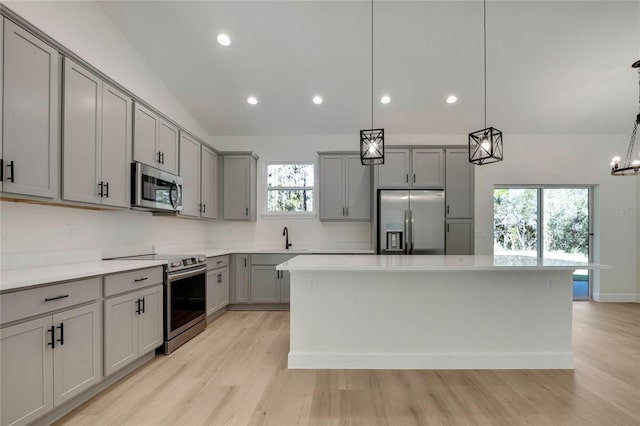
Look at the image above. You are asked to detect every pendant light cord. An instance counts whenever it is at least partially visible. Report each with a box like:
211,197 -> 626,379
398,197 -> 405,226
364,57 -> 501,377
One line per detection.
483,0 -> 487,128
624,68 -> 640,164
371,0 -> 374,129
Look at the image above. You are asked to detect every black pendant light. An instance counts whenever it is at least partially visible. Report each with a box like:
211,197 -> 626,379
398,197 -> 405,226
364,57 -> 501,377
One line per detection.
610,60 -> 640,176
469,0 -> 503,165
360,0 -> 384,165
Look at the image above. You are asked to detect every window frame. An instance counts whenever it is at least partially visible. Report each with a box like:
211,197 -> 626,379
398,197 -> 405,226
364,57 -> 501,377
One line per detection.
262,161 -> 317,217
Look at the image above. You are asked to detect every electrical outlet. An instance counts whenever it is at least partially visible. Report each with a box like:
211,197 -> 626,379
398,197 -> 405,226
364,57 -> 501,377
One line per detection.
546,278 -> 554,292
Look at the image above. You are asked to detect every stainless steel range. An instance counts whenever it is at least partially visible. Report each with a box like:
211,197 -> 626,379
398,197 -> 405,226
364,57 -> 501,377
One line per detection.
114,253 -> 207,354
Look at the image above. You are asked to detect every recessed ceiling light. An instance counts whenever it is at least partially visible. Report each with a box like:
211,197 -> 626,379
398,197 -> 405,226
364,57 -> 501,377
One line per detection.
380,96 -> 391,104
312,96 -> 323,105
217,34 -> 231,47
247,96 -> 258,105
446,95 -> 458,104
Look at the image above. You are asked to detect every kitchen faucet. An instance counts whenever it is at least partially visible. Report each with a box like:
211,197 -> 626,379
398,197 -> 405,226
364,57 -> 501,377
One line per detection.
282,226 -> 292,250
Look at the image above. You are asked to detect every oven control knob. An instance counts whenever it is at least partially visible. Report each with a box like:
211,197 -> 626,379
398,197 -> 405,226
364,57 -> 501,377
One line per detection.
171,260 -> 182,268
197,256 -> 206,263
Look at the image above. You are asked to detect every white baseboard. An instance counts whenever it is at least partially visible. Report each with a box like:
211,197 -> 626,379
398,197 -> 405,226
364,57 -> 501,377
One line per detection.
592,293 -> 640,303
288,351 -> 575,370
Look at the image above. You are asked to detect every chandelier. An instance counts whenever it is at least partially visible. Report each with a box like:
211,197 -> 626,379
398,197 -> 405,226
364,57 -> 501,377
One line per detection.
611,60 -> 640,176
468,0 -> 503,166
360,0 -> 384,165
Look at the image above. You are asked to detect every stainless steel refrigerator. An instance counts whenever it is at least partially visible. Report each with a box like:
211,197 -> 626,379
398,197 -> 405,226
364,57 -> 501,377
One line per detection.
378,190 -> 445,254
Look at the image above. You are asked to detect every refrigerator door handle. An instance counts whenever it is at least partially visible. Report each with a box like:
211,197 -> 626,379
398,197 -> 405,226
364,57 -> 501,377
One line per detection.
410,210 -> 415,254
404,210 -> 410,255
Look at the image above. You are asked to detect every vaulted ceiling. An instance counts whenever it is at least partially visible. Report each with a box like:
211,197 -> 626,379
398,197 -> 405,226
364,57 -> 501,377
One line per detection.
98,1 -> 639,136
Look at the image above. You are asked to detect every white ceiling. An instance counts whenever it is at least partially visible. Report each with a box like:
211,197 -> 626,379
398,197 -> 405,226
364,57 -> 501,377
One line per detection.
97,1 -> 640,136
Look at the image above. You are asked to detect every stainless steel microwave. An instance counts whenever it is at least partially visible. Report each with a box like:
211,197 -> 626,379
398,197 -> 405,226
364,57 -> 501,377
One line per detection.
132,162 -> 183,212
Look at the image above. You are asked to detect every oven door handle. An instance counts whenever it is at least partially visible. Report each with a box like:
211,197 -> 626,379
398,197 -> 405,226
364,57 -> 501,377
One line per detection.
167,266 -> 207,282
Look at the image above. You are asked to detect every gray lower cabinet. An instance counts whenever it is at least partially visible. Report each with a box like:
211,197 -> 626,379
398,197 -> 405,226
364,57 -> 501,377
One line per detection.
207,256 -> 229,316
2,18 -> 59,198
223,154 -> 258,220
230,254 -> 250,303
103,285 -> 163,377
250,266 -> 281,303
63,58 -> 132,208
0,302 -> 100,426
319,154 -> 371,221
249,254 -> 295,304
446,219 -> 474,255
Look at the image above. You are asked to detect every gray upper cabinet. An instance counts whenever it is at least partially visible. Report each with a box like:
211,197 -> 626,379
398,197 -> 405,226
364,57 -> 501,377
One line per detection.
223,154 -> 257,220
2,18 -> 59,198
133,103 -> 178,175
63,58 -> 131,208
158,119 -> 179,175
412,149 -> 444,188
200,146 -> 217,220
445,149 -> 474,218
377,148 -> 444,189
377,149 -> 410,187
319,154 -> 370,221
100,83 -> 132,208
179,132 -> 201,217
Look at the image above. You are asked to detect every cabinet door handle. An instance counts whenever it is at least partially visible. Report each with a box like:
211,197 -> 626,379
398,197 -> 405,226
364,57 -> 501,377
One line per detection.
45,294 -> 69,302
0,158 -> 3,181
7,160 -> 15,183
447,205 -> 450,214
141,297 -> 145,314
244,258 -> 247,267
217,273 -> 222,283
135,299 -> 141,315
157,151 -> 162,164
203,204 -> 206,213
98,181 -> 104,197
413,173 -> 416,183
447,223 -> 450,232
246,207 -> 249,216
57,323 -> 64,345
405,174 -> 408,183
134,277 -> 148,282
161,152 -> 165,164
48,326 -> 56,348
342,207 -> 345,216
104,182 -> 109,198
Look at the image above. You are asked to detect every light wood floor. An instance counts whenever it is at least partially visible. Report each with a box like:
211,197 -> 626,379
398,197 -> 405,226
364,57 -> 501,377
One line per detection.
56,302 -> 640,426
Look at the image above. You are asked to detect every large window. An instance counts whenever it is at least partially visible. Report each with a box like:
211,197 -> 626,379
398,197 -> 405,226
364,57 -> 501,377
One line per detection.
494,186 -> 592,299
265,163 -> 314,214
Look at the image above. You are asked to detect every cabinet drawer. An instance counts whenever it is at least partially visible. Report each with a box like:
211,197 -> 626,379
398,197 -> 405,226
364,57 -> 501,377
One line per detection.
251,254 -> 297,265
207,255 -> 229,271
1,278 -> 100,325
104,267 -> 164,297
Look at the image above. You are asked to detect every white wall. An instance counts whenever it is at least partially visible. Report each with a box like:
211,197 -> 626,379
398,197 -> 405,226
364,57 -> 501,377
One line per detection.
474,134 -> 638,302
3,1 -> 207,140
0,202 -> 211,268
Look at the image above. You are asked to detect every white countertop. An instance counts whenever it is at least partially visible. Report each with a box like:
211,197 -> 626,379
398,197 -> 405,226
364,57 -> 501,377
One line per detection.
276,254 -> 612,272
0,259 -> 168,293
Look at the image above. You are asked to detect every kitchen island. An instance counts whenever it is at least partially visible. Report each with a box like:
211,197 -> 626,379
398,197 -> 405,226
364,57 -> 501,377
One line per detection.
276,255 -> 610,370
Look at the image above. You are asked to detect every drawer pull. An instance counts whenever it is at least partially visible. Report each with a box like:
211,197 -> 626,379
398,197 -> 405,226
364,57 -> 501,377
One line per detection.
216,260 -> 223,264
57,323 -> 64,345
134,277 -> 148,282
44,294 -> 69,302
